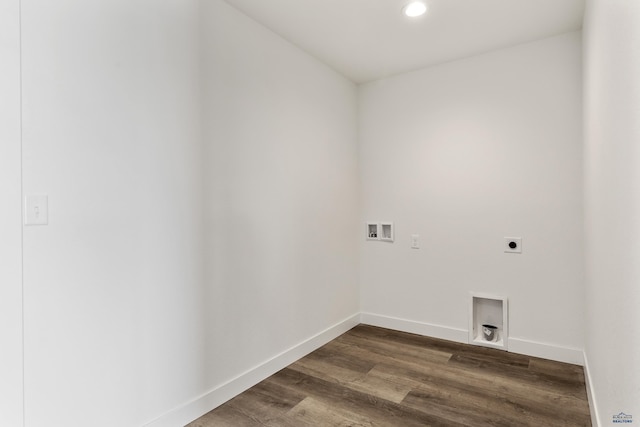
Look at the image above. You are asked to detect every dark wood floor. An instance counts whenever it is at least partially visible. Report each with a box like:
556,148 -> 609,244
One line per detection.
187,325 -> 591,426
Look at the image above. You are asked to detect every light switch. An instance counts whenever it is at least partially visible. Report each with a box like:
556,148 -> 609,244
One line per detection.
25,195 -> 48,225
411,234 -> 420,249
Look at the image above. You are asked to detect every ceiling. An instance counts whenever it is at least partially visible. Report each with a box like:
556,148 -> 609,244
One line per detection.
222,0 -> 585,84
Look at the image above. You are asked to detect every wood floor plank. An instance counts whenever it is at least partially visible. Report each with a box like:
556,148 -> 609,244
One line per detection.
283,397 -> 377,427
449,353 -> 589,402
186,402 -> 264,427
185,380 -> 305,427
187,325 -> 591,427
347,368 -> 413,404
347,325 -> 528,365
303,343 -> 377,374
406,370 -> 589,427
378,357 -> 590,423
328,337 -> 453,377
528,357 -> 587,382
402,388 -> 516,427
289,351 -> 368,385
334,329 -> 453,365
291,344 -> 414,404
270,367 -> 465,427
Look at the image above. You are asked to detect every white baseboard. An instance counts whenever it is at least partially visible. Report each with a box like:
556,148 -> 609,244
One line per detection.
360,312 -> 469,344
508,337 -> 584,366
361,313 -> 584,366
583,351 -> 600,427
143,313 -> 361,427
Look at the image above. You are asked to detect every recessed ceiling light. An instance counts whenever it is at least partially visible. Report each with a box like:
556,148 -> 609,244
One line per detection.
403,1 -> 427,18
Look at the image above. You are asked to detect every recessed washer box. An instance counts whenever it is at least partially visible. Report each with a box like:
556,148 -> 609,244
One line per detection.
366,222 -> 394,242
380,222 -> 394,242
504,237 -> 522,253
366,222 -> 379,240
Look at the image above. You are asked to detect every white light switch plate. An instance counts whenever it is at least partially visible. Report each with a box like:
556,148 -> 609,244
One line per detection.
25,195 -> 48,225
411,234 -> 420,249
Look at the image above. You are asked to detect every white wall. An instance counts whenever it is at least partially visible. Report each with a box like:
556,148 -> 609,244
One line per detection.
21,1 -> 206,425
6,1 -> 598,424
0,0 -> 24,425
200,0 -> 359,396
359,33 -> 584,360
583,0 -> 640,424
15,0 -> 359,425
